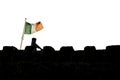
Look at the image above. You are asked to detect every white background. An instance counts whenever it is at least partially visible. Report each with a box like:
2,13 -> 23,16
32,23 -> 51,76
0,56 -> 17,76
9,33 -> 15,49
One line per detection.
0,0 -> 120,50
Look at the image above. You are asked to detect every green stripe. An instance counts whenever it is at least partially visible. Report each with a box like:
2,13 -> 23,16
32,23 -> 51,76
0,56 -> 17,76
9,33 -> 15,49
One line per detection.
24,22 -> 32,34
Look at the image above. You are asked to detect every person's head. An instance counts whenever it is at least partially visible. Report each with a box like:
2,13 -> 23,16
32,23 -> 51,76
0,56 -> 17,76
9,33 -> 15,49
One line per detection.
32,38 -> 36,43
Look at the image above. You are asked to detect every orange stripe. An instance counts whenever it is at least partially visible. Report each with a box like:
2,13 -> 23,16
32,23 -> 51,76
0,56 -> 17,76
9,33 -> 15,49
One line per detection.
36,22 -> 43,32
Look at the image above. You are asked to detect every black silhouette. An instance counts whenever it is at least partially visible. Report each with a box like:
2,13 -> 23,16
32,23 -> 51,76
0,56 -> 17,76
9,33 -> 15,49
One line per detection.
31,38 -> 42,50
0,38 -> 120,80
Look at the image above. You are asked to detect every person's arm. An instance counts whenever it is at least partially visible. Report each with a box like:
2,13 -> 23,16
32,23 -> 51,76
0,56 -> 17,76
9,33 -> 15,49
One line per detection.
36,44 -> 42,50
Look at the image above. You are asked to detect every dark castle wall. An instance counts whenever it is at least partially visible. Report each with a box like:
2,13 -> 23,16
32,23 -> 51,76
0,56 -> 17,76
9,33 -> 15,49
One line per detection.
0,45 -> 120,80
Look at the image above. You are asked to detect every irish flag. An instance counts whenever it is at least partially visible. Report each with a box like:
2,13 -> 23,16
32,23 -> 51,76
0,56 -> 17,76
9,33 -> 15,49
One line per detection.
24,21 -> 43,34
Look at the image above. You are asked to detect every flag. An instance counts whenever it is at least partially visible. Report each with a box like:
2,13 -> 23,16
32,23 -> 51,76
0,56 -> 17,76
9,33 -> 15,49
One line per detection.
24,21 -> 43,34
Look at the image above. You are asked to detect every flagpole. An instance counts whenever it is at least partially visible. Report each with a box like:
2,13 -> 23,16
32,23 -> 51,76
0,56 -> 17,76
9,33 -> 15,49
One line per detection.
20,18 -> 27,49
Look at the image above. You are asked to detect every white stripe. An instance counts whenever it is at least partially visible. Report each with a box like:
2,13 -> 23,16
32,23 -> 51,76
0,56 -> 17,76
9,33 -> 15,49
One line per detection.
31,24 -> 36,33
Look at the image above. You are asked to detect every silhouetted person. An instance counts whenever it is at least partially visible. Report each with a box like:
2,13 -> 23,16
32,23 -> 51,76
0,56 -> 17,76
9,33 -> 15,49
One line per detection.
31,38 -> 42,51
